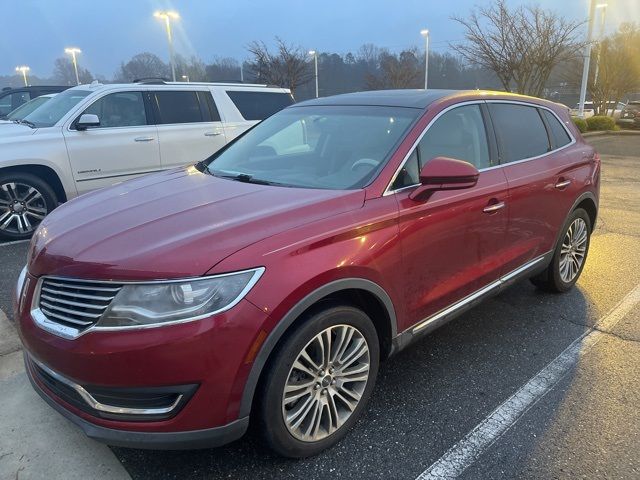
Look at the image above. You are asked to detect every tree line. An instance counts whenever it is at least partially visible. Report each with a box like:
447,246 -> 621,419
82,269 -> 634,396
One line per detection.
3,0 -> 638,110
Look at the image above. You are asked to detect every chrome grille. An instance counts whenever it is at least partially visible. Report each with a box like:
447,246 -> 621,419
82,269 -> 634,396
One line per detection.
37,278 -> 123,331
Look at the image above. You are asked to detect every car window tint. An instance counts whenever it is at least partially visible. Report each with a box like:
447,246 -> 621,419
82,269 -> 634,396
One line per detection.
226,91 -> 294,120
542,110 -> 571,149
489,104 -> 550,163
83,92 -> 147,128
391,148 -> 420,190
418,104 -> 491,169
0,92 -> 31,116
154,91 -> 204,124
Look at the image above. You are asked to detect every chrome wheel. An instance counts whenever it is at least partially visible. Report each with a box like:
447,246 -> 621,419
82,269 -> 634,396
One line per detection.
282,324 -> 370,442
0,182 -> 48,236
559,217 -> 588,283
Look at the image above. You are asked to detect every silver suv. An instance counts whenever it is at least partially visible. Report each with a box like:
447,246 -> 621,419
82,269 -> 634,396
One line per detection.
0,81 -> 293,240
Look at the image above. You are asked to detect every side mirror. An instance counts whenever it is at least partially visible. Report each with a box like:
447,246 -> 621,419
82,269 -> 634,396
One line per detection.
409,156 -> 480,201
75,113 -> 100,131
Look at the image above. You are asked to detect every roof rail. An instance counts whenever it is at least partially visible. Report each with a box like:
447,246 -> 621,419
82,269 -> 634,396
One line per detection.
133,77 -> 168,84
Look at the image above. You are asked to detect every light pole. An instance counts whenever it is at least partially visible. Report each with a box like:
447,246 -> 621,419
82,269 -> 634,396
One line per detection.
308,50 -> 319,98
64,47 -> 82,85
578,1 -> 605,118
592,3 -> 608,90
15,66 -> 30,86
420,29 -> 430,89
181,75 -> 189,82
154,10 -> 179,81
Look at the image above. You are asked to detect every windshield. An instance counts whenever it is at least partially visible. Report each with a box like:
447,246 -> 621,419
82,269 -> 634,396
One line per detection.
7,96 -> 51,120
23,89 -> 91,127
206,105 -> 419,190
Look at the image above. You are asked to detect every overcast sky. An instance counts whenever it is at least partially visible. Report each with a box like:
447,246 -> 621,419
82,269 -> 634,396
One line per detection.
3,0 -> 638,78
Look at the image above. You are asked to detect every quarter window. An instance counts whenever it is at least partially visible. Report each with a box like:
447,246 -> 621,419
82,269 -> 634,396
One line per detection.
226,91 -> 294,120
489,104 -> 550,163
82,92 -> 147,128
419,104 -> 491,169
541,109 -> 571,149
154,91 -> 208,124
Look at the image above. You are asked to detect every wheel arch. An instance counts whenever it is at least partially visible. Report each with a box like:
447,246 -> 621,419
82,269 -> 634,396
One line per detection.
238,278 -> 397,418
0,164 -> 68,203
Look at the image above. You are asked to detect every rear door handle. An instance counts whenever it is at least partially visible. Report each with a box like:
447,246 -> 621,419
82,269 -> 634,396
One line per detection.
555,179 -> 571,189
204,132 -> 223,137
134,136 -> 154,142
483,201 -> 506,213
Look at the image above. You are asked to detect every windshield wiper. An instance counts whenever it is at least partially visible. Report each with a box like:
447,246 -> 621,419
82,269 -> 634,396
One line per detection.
12,119 -> 36,128
211,170 -> 285,186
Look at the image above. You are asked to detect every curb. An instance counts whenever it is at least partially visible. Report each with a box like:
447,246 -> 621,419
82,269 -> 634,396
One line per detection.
583,130 -> 640,138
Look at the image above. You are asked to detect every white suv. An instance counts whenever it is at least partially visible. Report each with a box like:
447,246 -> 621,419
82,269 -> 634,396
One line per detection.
0,81 -> 293,239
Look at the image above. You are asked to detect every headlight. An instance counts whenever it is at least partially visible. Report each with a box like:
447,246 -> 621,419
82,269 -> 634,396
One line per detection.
96,268 -> 264,328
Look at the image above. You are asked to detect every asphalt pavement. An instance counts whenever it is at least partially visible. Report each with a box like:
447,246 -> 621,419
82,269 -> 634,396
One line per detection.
0,134 -> 638,479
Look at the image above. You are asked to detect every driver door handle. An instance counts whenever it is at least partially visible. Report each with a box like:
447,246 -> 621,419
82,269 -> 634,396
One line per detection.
204,132 -> 223,137
555,179 -> 571,189
483,201 -> 506,213
134,136 -> 154,142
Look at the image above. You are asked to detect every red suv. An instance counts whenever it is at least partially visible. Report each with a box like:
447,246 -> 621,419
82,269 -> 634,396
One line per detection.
16,89 -> 599,457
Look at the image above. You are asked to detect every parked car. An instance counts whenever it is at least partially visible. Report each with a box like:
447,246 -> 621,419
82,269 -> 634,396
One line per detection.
0,81 -> 293,239
0,93 -> 56,123
0,85 -> 67,118
617,101 -> 640,128
16,89 -> 599,457
570,101 -> 625,119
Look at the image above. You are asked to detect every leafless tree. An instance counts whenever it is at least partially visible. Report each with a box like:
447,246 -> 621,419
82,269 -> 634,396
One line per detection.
52,57 -> 93,85
246,37 -> 312,93
366,48 -> 422,89
452,0 -> 585,96
115,53 -> 170,82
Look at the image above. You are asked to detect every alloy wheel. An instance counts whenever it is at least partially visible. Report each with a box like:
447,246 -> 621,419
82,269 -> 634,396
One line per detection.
282,324 -> 370,442
559,217 -> 588,283
0,182 -> 48,236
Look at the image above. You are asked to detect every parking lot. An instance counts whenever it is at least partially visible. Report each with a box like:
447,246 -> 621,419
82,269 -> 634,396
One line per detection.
0,133 -> 639,479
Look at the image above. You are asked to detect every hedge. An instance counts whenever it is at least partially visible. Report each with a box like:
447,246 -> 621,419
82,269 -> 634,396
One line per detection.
586,115 -> 616,131
571,116 -> 588,133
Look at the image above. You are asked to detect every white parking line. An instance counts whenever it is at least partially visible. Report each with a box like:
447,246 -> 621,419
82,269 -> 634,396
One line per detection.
0,239 -> 30,247
415,284 -> 640,480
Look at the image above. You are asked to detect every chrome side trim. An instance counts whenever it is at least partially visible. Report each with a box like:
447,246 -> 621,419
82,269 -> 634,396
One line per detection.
383,99 -> 577,196
29,356 -> 183,416
31,267 -> 265,340
411,254 -> 548,334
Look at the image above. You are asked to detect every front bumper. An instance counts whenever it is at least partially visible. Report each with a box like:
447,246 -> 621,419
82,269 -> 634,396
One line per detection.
17,271 -> 269,447
25,353 -> 248,449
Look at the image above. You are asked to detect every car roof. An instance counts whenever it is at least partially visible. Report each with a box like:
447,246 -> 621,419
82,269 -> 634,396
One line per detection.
69,81 -> 290,93
293,89 -> 556,110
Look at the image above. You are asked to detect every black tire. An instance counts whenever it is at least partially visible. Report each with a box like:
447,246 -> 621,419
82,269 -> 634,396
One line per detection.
258,304 -> 380,458
530,208 -> 591,293
0,172 -> 57,241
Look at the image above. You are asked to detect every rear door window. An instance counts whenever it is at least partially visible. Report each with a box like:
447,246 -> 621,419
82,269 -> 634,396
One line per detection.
153,91 -> 210,124
488,104 -> 550,163
541,110 -> 572,149
226,91 -> 294,120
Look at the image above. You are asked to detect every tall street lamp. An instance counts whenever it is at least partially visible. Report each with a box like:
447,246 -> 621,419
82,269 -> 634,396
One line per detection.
420,29 -> 430,89
309,50 -> 319,98
592,3 -> 608,89
15,66 -> 30,86
154,10 -> 179,81
578,1 -> 607,118
64,47 -> 82,85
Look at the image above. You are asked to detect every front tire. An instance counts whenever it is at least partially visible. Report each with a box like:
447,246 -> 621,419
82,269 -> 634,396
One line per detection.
258,304 -> 380,458
531,208 -> 591,293
0,173 -> 57,240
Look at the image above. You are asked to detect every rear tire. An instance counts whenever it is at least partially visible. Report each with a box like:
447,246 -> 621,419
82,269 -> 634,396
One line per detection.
0,172 -> 57,240
258,304 -> 379,458
530,208 -> 591,293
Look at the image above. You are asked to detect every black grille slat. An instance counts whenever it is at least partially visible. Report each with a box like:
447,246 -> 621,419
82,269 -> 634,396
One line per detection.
38,278 -> 123,332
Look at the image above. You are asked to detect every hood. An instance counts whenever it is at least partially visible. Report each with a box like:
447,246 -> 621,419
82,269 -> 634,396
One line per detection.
0,123 -> 37,138
29,167 -> 365,280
